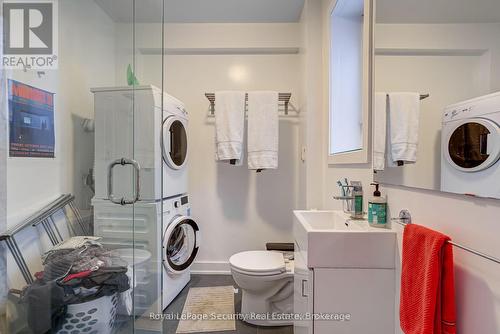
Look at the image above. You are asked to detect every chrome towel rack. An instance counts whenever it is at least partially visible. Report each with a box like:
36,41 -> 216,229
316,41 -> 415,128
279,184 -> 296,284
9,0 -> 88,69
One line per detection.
392,209 -> 500,265
385,94 -> 429,100
205,92 -> 292,115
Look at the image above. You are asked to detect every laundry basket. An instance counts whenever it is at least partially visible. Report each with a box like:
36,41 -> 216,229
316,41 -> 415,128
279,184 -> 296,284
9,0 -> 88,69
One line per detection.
56,293 -> 118,334
114,248 -> 152,316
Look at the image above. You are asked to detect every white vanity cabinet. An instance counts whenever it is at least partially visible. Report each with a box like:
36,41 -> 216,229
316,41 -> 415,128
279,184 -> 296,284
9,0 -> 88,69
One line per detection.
293,210 -> 397,334
293,248 -> 314,334
312,268 -> 395,333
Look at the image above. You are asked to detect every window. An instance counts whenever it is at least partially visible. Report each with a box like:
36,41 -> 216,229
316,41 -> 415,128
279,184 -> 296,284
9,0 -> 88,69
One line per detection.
328,0 -> 370,164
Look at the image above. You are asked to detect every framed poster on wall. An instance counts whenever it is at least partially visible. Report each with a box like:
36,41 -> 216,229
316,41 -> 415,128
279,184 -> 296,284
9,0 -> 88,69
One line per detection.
8,80 -> 55,158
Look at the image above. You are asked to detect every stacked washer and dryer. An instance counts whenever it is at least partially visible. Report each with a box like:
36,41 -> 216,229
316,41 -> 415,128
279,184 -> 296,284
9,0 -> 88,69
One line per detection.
91,85 -> 200,315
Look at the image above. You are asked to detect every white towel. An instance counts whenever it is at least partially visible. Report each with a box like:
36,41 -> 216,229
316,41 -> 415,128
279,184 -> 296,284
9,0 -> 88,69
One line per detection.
388,92 -> 420,164
214,91 -> 246,165
373,92 -> 387,171
247,91 -> 279,170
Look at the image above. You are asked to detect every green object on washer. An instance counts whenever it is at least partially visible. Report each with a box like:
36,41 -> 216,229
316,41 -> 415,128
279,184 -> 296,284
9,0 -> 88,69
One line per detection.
127,64 -> 140,86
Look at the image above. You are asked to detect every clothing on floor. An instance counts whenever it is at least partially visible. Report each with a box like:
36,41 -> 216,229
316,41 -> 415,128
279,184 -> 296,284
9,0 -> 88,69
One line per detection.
21,279 -> 72,334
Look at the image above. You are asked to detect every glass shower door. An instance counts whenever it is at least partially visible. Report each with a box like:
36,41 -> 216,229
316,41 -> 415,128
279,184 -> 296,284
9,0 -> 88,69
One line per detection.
130,0 -> 167,333
0,0 -> 166,332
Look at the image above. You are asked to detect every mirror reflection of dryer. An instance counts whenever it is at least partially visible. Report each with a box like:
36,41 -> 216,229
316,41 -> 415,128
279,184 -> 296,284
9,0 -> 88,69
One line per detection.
441,92 -> 500,198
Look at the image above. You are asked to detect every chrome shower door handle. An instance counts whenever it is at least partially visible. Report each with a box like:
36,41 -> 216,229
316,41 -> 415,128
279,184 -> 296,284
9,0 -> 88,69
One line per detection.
108,158 -> 141,205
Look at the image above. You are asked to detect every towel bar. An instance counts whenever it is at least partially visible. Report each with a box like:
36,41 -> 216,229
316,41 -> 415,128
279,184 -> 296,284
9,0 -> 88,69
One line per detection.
385,94 -> 429,100
392,209 -> 500,265
205,92 -> 292,115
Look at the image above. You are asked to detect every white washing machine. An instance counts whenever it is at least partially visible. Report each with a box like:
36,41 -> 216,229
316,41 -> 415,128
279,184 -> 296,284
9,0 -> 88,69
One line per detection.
441,92 -> 500,198
162,194 -> 200,308
92,85 -> 188,201
93,194 -> 199,313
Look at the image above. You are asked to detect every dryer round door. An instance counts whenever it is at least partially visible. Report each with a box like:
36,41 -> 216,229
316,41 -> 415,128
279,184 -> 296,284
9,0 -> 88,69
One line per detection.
445,118 -> 500,173
163,216 -> 199,274
162,116 -> 188,170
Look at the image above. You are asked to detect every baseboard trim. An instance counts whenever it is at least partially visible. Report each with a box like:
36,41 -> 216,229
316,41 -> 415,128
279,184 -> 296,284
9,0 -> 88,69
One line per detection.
191,261 -> 231,275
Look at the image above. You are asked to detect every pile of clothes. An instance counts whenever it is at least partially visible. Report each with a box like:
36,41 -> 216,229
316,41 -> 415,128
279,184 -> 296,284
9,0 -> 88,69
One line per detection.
20,237 -> 130,334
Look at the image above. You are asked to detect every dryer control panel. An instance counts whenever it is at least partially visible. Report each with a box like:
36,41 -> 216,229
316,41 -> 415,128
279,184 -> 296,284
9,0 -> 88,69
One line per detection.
443,105 -> 473,122
443,91 -> 500,122
163,195 -> 190,217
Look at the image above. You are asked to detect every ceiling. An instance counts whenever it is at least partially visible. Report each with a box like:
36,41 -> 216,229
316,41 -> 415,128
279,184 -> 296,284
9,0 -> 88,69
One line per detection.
376,0 -> 500,24
94,0 -> 305,23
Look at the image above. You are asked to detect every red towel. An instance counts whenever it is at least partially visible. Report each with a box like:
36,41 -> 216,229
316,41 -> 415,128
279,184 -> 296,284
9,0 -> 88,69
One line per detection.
400,224 -> 457,334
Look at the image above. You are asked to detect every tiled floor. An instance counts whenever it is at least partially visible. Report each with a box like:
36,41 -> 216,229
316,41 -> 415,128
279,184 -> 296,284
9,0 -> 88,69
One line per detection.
163,274 -> 293,334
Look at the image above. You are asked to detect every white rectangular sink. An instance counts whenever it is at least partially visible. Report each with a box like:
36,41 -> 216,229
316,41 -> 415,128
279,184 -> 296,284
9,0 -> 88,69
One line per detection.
293,210 -> 396,269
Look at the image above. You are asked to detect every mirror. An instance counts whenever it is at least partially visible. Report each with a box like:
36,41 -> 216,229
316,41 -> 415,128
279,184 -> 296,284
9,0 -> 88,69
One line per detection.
372,0 -> 500,199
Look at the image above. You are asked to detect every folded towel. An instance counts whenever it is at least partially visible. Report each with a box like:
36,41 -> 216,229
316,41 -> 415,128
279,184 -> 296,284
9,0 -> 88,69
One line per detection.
247,91 -> 279,170
214,91 -> 246,165
388,92 -> 421,165
373,92 -> 388,171
400,224 -> 456,334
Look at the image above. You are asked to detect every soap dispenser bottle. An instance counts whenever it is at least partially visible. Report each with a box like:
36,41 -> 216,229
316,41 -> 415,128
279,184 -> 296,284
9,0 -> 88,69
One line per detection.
368,183 -> 387,228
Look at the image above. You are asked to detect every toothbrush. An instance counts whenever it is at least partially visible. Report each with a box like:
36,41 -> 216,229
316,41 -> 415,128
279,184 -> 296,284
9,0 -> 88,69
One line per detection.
337,181 -> 345,196
344,178 -> 350,196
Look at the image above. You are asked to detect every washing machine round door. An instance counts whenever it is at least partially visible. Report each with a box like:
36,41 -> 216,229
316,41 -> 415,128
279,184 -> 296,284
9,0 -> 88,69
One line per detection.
163,216 -> 199,274
445,118 -> 500,172
162,116 -> 188,170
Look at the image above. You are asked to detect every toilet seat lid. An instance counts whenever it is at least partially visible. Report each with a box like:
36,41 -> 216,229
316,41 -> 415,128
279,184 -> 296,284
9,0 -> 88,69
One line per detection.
229,251 -> 285,275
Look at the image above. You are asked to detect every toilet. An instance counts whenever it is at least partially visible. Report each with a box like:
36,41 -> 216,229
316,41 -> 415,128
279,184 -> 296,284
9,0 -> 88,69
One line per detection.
229,250 -> 294,326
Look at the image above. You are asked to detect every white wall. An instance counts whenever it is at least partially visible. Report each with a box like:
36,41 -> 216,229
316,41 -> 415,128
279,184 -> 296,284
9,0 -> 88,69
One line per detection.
5,0 -> 117,289
308,3 -> 500,332
299,0 -> 325,210
388,187 -> 500,333
376,23 -> 500,92
168,53 -> 301,273
6,0 -> 116,228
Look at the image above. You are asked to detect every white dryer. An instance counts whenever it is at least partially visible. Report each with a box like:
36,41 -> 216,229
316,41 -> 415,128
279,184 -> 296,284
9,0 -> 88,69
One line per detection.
92,85 -> 188,201
162,194 -> 200,308
441,92 -> 500,198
